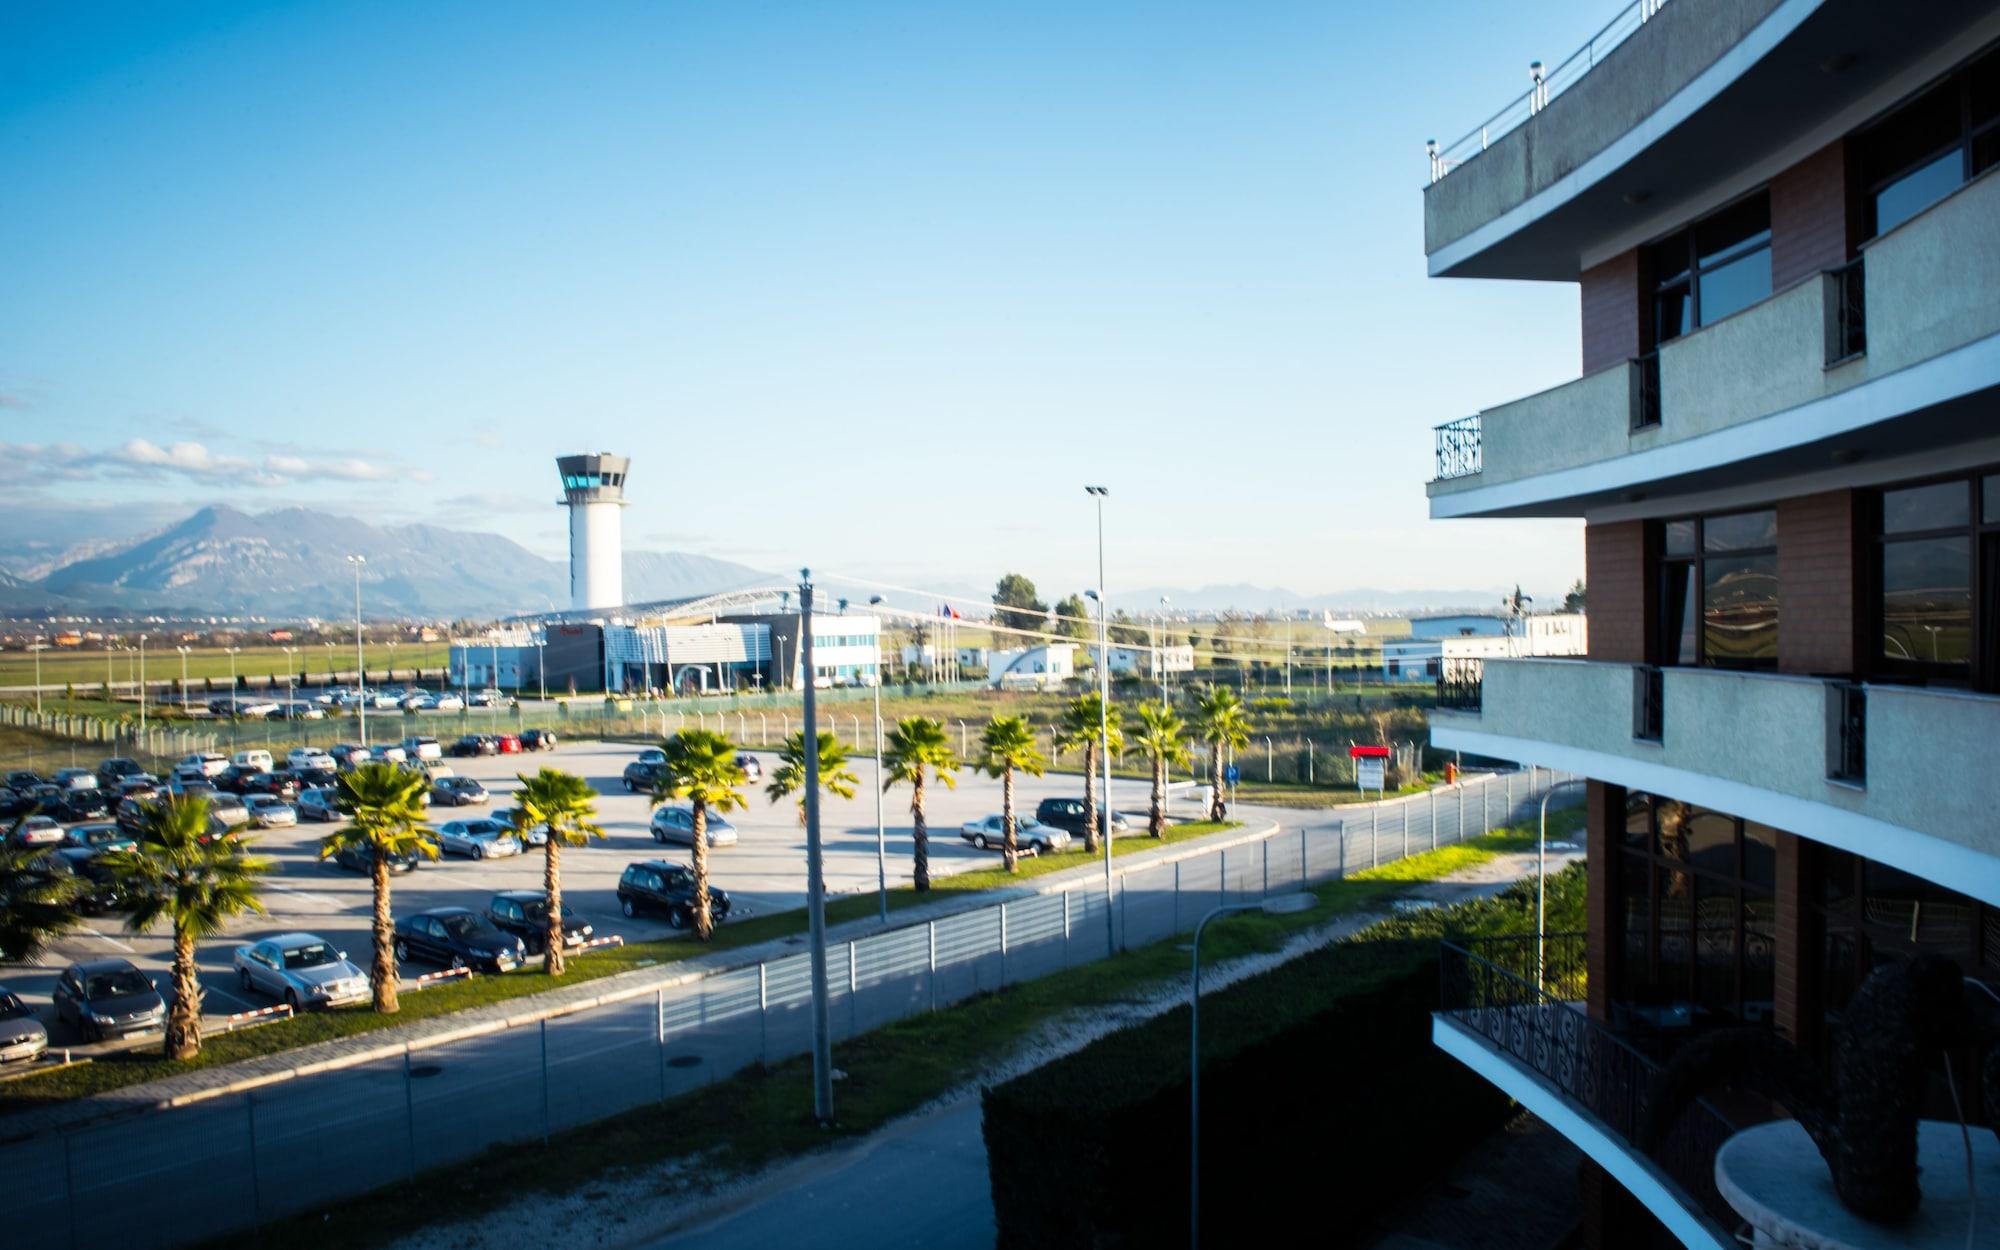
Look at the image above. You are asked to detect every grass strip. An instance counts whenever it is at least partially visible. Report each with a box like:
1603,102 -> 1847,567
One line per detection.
196,819 -> 1582,1250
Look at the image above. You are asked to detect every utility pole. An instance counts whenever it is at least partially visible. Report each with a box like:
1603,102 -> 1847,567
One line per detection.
799,572 -> 834,1124
347,555 -> 368,747
868,596 -> 889,923
1087,485 -> 1115,955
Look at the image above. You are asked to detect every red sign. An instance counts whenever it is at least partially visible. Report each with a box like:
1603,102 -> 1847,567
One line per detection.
1349,745 -> 1390,759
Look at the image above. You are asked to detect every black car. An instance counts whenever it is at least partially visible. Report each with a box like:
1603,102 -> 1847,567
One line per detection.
1034,797 -> 1132,839
4,770 -> 43,793
0,787 -> 30,819
622,760 -> 665,793
330,841 -> 422,874
448,734 -> 499,758
51,958 -> 167,1041
485,890 -> 594,955
95,757 -> 146,789
393,907 -> 524,972
217,765 -> 298,799
52,788 -> 110,822
518,729 -> 558,752
616,860 -> 731,930
45,848 -> 126,914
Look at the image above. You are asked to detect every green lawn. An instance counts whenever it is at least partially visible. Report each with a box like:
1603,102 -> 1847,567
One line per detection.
0,642 -> 454,689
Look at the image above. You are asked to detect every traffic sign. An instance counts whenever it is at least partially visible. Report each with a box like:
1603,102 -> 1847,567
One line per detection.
1224,764 -> 1240,785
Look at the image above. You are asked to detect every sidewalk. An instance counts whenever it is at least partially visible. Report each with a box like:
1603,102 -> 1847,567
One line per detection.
0,815 -> 1282,1143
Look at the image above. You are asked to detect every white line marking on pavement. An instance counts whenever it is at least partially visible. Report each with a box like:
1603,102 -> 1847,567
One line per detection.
80,926 -> 136,953
265,882 -> 350,911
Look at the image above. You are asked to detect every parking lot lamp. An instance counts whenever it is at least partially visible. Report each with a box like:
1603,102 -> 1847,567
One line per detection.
31,633 -> 44,716
138,633 -> 148,735
323,641 -> 335,687
226,646 -> 241,721
176,645 -> 191,709
799,571 -> 834,1124
1085,483 -> 1115,956
346,554 -> 367,747
869,595 -> 888,923
282,645 -> 299,717
1190,892 -> 1313,1249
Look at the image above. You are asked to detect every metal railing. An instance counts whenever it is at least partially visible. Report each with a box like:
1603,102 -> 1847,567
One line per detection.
1438,934 -> 1739,1234
1434,415 -> 1483,481
1436,657 -> 1484,712
1427,0 -> 1671,184
1827,257 -> 1866,364
1633,664 -> 1664,742
1632,350 -> 1662,431
1828,681 -> 1865,784
7,769 -> 1578,1250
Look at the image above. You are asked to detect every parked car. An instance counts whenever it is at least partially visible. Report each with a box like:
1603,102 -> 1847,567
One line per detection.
330,839 -> 422,874
14,815 -> 63,846
0,986 -> 49,1063
276,702 -> 326,720
233,933 -> 367,1009
485,890 -> 595,955
207,793 -> 251,829
5,770 -> 44,792
399,693 -> 436,712
52,788 -> 111,822
95,757 -> 146,789
401,735 -> 443,761
52,768 -> 99,791
245,795 -> 297,828
436,818 -> 522,859
622,760 -> 665,793
51,958 -> 167,1042
236,700 -> 283,718
518,728 -> 556,751
495,734 -> 523,754
1034,797 -> 1132,838
485,807 -> 548,847
432,692 -> 466,711
231,750 -> 275,772
175,753 -> 229,779
449,734 -> 498,758
327,744 -> 371,770
959,814 -> 1071,855
48,847 -> 127,913
0,787 -> 28,819
295,788 -> 342,823
649,804 -> 738,848
61,823 -> 136,853
431,776 -> 489,807
734,753 -> 762,781
617,860 -> 731,929
393,908 -> 524,972
369,744 -> 409,766
287,748 -> 331,771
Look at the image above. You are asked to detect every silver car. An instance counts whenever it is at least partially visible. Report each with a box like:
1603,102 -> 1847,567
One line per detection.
233,934 -> 368,1009
245,795 -> 297,828
206,793 -> 251,829
0,987 -> 48,1063
649,804 -> 738,848
959,814 -> 1071,855
436,819 -> 523,859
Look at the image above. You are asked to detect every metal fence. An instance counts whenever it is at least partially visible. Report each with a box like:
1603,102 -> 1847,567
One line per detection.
6,768 -> 1576,1250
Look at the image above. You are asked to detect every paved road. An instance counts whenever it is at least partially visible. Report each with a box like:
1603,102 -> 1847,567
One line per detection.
642,1099 -> 995,1250
4,739 -> 1158,1048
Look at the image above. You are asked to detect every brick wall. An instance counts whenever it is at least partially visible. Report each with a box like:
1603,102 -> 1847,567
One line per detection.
1776,490 -> 1860,675
1585,521 -> 1649,663
1580,248 -> 1641,374
1771,139 -> 1857,290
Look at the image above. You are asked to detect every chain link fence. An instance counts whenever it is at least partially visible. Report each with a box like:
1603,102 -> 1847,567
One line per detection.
5,767 -> 1577,1249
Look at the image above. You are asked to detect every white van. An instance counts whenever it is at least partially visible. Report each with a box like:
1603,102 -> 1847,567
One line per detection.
401,735 -> 443,762
231,749 -> 274,773
179,752 -> 229,778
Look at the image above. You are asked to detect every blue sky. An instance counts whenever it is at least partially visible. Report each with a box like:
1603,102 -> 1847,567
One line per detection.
1,0 -> 1606,604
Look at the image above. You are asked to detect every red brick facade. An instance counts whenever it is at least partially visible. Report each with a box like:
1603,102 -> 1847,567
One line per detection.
1770,139 -> 1858,290
1776,490 -> 1860,675
1584,521 -> 1649,663
1580,249 -> 1641,374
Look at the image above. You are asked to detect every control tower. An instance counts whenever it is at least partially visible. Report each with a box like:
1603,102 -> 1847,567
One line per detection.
556,452 -> 630,611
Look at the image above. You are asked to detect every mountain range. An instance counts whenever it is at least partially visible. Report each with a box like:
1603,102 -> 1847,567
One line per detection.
5,505 -> 769,619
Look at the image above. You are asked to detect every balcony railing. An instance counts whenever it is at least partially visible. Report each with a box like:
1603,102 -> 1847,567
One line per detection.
1827,681 -> 1865,785
1436,656 -> 1484,711
1434,414 -> 1483,481
1439,933 -> 1739,1232
1633,664 -> 1664,742
1632,350 -> 1661,430
1826,257 -> 1866,364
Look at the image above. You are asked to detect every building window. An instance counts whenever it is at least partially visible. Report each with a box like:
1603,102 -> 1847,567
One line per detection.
1654,508 -> 1779,669
1873,471 -> 2000,684
1647,193 -> 1773,345
1859,45 -> 2000,237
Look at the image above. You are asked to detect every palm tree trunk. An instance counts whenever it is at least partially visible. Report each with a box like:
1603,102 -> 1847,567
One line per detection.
1081,739 -> 1100,855
912,772 -> 930,892
371,848 -> 399,1013
1150,758 -> 1166,837
1209,743 -> 1226,821
691,798 -> 714,939
166,927 -> 201,1060
542,838 -> 565,976
1002,766 -> 1018,873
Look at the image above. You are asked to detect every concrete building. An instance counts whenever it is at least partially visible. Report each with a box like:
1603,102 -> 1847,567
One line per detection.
1381,613 -> 1588,681
1407,613 -> 1508,640
1106,643 -> 1196,678
556,452 -> 629,611
986,643 -> 1075,688
1421,5 -> 2000,1247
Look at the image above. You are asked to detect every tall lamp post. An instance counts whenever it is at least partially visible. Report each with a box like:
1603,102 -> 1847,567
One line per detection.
799,570 -> 834,1124
346,554 -> 368,747
225,647 -> 241,724
868,596 -> 889,923
1189,893 -> 1314,1249
281,646 -> 299,719
176,645 -> 192,714
31,634 -> 45,717
1085,484 -> 1115,956
137,634 -> 148,735
1158,595 -> 1172,709
323,641 -> 335,688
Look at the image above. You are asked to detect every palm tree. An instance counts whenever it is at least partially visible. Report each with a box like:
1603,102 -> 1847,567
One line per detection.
1190,683 -> 1252,821
649,730 -> 747,940
512,768 -> 605,972
766,729 -> 860,826
880,716 -> 960,892
0,819 -> 82,962
1053,692 -> 1123,855
976,716 -> 1046,872
319,762 -> 439,1012
109,794 -> 271,1059
1133,703 -> 1192,837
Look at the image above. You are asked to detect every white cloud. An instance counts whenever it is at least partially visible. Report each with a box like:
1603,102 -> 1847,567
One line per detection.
0,439 -> 421,489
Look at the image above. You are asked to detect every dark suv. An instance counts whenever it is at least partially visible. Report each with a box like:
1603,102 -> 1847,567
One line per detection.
95,757 -> 146,789
1035,797 -> 1131,838
621,760 -> 664,793
617,861 -> 731,930
486,890 -> 595,955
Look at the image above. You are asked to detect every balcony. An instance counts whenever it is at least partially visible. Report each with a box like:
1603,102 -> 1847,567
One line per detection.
1430,658 -> 2000,904
1429,167 -> 2000,518
1435,934 -> 1739,1249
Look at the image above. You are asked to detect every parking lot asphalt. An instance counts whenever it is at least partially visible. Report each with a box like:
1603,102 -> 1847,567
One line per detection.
4,739 -> 1149,1049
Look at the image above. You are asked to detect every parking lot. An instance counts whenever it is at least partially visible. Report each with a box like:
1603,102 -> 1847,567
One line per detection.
5,738 -> 1147,1050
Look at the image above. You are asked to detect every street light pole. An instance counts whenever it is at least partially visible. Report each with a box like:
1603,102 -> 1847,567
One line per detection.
282,646 -> 298,716
138,634 -> 147,735
1086,485 -> 1114,956
799,571 -> 834,1124
32,634 -> 44,717
868,596 -> 889,924
347,555 -> 368,747
226,647 -> 240,723
177,646 -> 190,712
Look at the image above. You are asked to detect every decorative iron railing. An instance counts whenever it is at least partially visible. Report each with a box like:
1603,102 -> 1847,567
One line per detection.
1827,257 -> 1866,364
1632,350 -> 1662,431
1435,415 -> 1483,481
1633,664 -> 1664,742
1828,681 -> 1865,784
